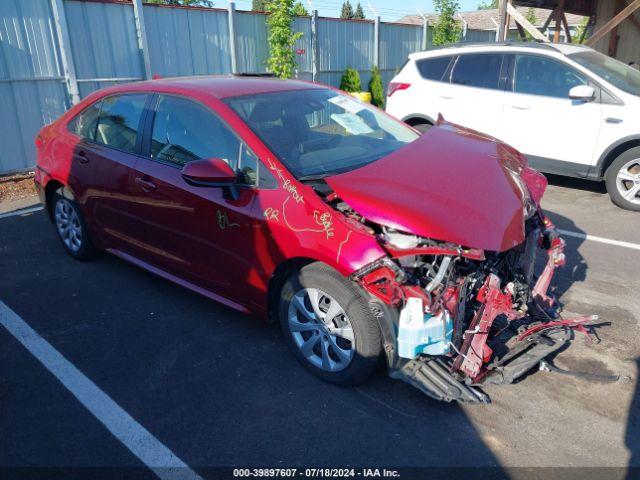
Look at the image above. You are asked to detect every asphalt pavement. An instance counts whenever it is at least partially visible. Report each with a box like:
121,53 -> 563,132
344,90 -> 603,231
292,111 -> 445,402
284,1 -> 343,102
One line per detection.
0,177 -> 639,479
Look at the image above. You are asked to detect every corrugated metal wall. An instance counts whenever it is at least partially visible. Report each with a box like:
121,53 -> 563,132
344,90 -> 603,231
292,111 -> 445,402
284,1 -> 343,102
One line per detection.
0,0 -> 429,175
317,18 -> 374,88
379,23 -> 423,86
144,5 -> 231,78
0,0 -> 68,175
65,0 -> 143,97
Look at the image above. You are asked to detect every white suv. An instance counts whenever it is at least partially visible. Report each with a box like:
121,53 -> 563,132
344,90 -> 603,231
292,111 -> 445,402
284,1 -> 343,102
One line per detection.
386,43 -> 640,211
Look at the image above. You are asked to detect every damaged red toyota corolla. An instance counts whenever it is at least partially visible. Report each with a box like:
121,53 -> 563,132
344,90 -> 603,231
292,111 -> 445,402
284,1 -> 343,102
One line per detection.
34,77 -> 598,403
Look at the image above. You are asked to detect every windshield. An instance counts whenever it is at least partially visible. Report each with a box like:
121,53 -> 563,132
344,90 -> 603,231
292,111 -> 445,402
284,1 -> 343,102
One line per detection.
569,50 -> 640,97
224,88 -> 419,179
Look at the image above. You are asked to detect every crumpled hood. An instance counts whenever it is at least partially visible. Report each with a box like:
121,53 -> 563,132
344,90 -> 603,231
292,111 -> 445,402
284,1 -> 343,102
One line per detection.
326,122 -> 546,252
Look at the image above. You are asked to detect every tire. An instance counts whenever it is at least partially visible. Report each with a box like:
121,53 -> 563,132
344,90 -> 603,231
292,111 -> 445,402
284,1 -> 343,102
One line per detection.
411,122 -> 432,134
605,146 -> 640,212
279,262 -> 382,385
52,191 -> 96,260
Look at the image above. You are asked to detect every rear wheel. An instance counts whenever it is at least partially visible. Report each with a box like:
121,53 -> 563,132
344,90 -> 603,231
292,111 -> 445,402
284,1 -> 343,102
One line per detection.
279,263 -> 381,385
52,192 -> 96,260
605,147 -> 640,211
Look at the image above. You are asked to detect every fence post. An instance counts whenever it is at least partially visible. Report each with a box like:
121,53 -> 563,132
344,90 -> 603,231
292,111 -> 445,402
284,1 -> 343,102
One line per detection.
422,17 -> 428,50
50,0 -> 80,105
311,10 -> 318,82
132,0 -> 152,80
373,15 -> 380,68
228,2 -> 238,74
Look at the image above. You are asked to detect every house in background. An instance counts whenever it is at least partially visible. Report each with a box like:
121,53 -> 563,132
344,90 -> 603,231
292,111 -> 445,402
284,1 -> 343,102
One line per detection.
398,7 -> 587,44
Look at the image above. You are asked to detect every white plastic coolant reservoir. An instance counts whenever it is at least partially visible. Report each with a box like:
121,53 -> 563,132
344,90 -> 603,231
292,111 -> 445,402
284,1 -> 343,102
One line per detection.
397,297 -> 453,359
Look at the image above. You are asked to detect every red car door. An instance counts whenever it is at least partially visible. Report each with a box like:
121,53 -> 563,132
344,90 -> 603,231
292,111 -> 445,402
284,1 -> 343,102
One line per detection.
65,93 -> 149,251
127,94 -> 270,307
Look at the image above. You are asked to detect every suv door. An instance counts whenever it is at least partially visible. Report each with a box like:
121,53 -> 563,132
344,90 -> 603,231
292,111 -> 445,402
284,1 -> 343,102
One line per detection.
66,93 -> 149,249
441,53 -> 508,138
129,94 -> 271,304
501,53 -> 602,176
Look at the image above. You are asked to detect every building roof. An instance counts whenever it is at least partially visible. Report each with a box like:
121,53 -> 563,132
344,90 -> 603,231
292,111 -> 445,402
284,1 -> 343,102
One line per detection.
399,7 -> 586,30
515,0 -> 596,16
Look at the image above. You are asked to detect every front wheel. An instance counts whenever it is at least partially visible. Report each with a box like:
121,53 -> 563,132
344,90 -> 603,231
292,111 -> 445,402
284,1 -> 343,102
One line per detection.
605,147 -> 640,211
279,263 -> 382,385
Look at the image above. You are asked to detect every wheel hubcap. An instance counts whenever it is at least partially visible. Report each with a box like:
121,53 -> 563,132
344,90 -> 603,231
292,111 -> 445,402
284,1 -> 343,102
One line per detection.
288,288 -> 355,372
616,159 -> 640,205
55,199 -> 82,252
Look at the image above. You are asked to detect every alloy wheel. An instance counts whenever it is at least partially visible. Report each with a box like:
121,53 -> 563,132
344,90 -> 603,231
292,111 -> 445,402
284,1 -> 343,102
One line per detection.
616,158 -> 640,205
287,288 -> 355,372
55,199 -> 83,253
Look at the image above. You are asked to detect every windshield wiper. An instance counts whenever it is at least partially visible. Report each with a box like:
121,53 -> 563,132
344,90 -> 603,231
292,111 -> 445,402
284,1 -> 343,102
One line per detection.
298,173 -> 330,181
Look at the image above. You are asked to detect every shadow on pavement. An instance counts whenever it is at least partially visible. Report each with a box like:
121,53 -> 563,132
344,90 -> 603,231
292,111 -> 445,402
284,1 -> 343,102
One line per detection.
545,173 -> 607,195
0,211 -> 506,476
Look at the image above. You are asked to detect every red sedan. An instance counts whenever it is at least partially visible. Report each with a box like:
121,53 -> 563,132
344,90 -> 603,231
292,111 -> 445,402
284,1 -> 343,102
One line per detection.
34,76 -> 594,403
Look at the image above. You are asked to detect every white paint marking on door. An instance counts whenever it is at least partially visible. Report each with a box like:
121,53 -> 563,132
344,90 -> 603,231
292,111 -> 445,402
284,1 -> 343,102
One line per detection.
0,205 -> 44,219
558,229 -> 640,251
0,301 -> 202,480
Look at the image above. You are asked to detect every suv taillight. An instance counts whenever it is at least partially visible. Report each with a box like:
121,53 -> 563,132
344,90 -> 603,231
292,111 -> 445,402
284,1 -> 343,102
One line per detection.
387,82 -> 411,97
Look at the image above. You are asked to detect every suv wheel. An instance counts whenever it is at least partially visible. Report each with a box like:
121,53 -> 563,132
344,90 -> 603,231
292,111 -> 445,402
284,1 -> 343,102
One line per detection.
53,192 -> 96,260
279,262 -> 381,385
410,122 -> 432,134
605,147 -> 640,211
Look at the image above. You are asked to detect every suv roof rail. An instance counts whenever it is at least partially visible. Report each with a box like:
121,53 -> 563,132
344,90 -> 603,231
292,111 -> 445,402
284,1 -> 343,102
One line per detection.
420,41 -> 561,53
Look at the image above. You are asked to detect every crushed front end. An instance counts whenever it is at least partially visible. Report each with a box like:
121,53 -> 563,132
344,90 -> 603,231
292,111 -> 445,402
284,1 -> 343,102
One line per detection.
351,214 -> 598,403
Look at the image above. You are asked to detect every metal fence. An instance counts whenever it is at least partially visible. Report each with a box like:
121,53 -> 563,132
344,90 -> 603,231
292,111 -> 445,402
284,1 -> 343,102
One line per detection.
0,0 -> 429,175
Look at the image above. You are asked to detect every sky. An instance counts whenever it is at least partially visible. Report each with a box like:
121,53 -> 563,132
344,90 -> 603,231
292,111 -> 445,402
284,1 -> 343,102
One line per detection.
232,0 -> 485,22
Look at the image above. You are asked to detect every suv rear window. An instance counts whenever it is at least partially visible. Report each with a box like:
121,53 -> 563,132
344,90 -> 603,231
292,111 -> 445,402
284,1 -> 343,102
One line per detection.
416,56 -> 453,82
451,54 -> 503,90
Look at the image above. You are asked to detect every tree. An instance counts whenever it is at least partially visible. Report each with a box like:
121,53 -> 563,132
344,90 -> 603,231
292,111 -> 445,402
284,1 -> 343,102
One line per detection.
339,67 -> 361,92
368,66 -> 384,107
477,0 -> 498,9
252,0 -> 268,11
354,3 -> 365,19
432,0 -> 461,46
292,2 -> 309,16
266,0 -> 303,78
341,1 -> 354,19
523,7 -> 537,40
572,16 -> 589,44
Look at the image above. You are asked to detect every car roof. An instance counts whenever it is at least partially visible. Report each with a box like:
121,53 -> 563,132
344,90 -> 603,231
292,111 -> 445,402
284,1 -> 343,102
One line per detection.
407,42 -> 595,60
95,75 -> 326,100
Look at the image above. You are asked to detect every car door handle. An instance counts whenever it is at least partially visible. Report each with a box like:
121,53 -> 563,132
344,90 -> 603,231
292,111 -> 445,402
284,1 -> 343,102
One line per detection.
606,117 -> 623,124
439,95 -> 454,100
509,104 -> 530,110
74,150 -> 89,164
135,176 -> 157,192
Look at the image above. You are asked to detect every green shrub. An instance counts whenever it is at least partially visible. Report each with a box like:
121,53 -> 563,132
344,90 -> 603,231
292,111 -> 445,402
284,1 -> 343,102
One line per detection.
339,67 -> 362,93
368,66 -> 384,107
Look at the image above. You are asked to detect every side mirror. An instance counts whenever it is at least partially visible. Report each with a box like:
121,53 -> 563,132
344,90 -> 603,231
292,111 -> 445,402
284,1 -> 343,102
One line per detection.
181,158 -> 236,186
569,85 -> 595,102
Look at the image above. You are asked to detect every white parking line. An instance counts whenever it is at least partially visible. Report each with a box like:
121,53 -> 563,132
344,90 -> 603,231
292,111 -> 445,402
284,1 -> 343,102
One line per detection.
0,301 -> 202,480
0,205 -> 44,219
558,229 -> 640,251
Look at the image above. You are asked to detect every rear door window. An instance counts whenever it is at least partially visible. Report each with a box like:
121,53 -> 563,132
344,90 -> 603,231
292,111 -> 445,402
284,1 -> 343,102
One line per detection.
68,101 -> 101,141
95,94 -> 147,154
513,54 -> 589,98
416,56 -> 453,82
451,53 -> 504,90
